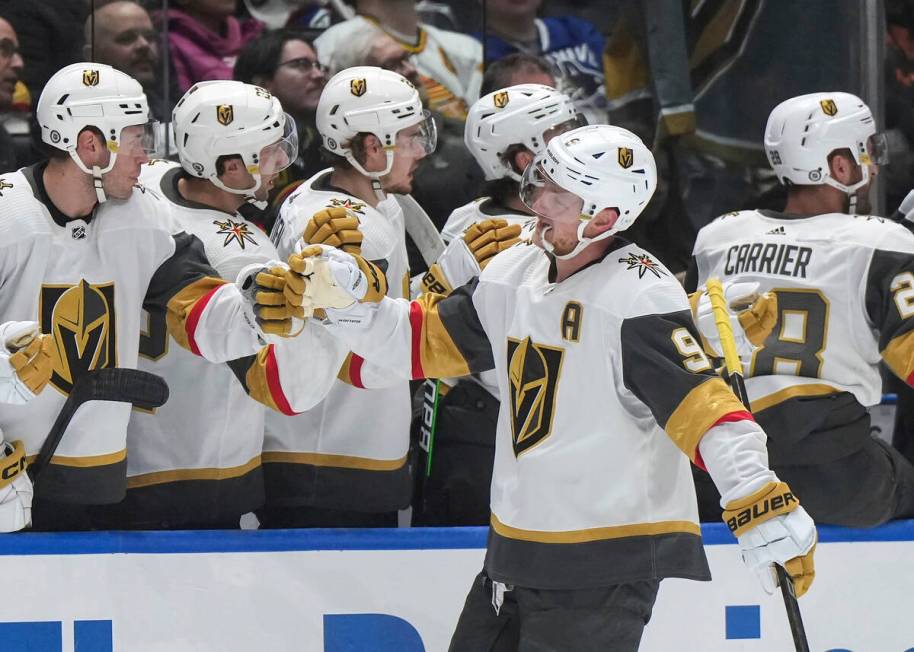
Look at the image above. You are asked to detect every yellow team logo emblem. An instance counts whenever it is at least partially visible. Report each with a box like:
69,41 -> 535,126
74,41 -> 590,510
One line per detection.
493,91 -> 510,109
618,146 -> 634,169
216,105 -> 234,126
820,99 -> 838,116
350,78 -> 367,97
40,280 -> 117,394
506,336 -> 564,457
82,69 -> 99,86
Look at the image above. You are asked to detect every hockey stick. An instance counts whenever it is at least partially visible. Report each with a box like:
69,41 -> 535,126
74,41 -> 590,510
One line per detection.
706,278 -> 811,652
28,368 -> 169,486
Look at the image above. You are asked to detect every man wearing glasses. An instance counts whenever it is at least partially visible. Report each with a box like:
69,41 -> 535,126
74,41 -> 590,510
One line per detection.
0,16 -> 23,173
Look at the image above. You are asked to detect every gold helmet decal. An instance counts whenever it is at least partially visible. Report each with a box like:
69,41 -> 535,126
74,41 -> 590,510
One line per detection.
82,69 -> 100,87
493,91 -> 510,109
506,336 -> 564,457
618,146 -> 634,169
41,280 -> 117,393
350,78 -> 367,97
820,99 -> 838,117
216,105 -> 234,126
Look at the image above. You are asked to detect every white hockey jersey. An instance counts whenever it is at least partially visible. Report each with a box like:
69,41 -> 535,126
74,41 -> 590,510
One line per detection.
124,161 -> 345,522
315,16 -> 482,112
266,169 -> 413,511
330,239 -> 753,588
0,163 -> 266,504
692,209 -> 914,411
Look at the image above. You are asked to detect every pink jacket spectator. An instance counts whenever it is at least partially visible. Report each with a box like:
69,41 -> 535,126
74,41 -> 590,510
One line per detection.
164,9 -> 263,93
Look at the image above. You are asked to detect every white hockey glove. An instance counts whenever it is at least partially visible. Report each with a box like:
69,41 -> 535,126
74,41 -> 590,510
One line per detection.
0,321 -> 54,405
690,281 -> 777,357
420,219 -> 522,295
236,262 -> 311,339
0,436 -> 32,532
723,481 -> 817,598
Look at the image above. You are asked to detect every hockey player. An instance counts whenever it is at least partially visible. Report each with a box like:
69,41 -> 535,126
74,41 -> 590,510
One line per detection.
261,65 -> 441,527
413,83 -> 582,525
0,63 -> 309,531
107,80 -> 347,529
689,92 -> 914,527
300,124 -> 817,649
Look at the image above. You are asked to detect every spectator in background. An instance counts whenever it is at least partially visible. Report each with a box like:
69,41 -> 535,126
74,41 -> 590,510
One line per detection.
163,0 -> 262,93
479,52 -> 557,96
314,0 -> 482,120
479,0 -> 607,124
83,1 -> 174,122
0,15 -> 23,173
234,28 -> 328,228
0,0 -> 86,103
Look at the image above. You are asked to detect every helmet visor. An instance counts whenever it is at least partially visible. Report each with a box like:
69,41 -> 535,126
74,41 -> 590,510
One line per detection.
117,121 -> 164,157
865,132 -> 889,166
258,114 -> 299,175
519,161 -> 584,220
542,114 -> 588,145
396,110 -> 437,156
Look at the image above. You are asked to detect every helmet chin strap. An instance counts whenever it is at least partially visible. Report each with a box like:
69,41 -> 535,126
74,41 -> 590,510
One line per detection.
348,149 -> 394,202
542,219 -> 615,260
824,165 -> 870,216
92,166 -> 108,204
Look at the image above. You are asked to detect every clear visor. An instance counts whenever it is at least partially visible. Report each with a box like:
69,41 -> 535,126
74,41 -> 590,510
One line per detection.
258,114 -> 299,175
115,122 -> 164,157
396,110 -> 438,156
542,114 -> 588,145
865,132 -> 889,166
519,162 -> 584,220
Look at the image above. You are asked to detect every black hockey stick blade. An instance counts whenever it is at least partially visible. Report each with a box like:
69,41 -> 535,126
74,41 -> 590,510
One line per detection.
29,368 -> 169,484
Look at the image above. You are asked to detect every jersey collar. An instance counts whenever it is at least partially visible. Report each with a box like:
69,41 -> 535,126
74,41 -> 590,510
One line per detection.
546,236 -> 632,283
23,162 -> 95,228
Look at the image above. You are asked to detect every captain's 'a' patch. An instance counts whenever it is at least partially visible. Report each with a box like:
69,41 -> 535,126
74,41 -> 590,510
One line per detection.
507,336 -> 564,457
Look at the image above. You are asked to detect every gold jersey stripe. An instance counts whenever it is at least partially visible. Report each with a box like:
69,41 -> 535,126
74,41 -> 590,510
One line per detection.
750,383 -> 841,413
664,377 -> 747,461
127,455 -> 262,489
491,513 -> 701,544
261,451 -> 408,471
413,293 -> 472,379
26,448 -> 126,468
166,277 -> 227,353
882,330 -> 914,384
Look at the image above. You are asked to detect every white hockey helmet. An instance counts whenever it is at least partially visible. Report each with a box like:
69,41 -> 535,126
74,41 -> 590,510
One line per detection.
520,124 -> 656,259
36,62 -> 160,201
765,92 -> 887,208
465,84 -> 585,182
316,66 -> 436,180
173,80 -> 298,197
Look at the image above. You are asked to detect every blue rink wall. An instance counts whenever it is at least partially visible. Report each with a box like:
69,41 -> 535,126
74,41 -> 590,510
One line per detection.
4,522 -> 914,651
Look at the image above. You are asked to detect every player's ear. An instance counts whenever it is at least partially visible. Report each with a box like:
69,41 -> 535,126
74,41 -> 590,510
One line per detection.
587,207 -> 620,236
359,133 -> 386,172
219,157 -> 244,178
827,149 -> 857,185
75,127 -> 107,167
512,148 -> 535,177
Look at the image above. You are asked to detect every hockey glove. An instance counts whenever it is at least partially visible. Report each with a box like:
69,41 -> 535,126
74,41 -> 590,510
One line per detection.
0,437 -> 31,532
290,242 -> 388,307
463,219 -> 522,269
0,322 -> 53,404
691,281 -> 777,357
723,481 -> 816,598
302,207 -> 363,255
237,263 -> 311,337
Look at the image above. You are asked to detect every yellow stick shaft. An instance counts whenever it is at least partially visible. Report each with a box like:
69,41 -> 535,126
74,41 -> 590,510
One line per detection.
705,278 -> 744,378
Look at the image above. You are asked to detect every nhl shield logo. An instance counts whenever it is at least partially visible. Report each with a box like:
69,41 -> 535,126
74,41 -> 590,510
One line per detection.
618,147 -> 634,169
350,78 -> 367,97
493,91 -> 510,109
506,336 -> 564,458
82,69 -> 100,87
216,105 -> 234,126
820,99 -> 838,116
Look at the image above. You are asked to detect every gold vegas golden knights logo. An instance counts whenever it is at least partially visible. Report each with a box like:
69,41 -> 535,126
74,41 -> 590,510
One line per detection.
820,99 -> 838,116
493,91 -> 510,109
40,280 -> 117,394
507,336 -> 564,457
216,104 -> 234,126
350,78 -> 367,97
82,69 -> 99,86
617,146 -> 634,169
